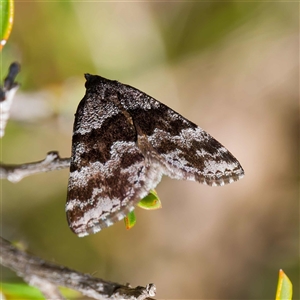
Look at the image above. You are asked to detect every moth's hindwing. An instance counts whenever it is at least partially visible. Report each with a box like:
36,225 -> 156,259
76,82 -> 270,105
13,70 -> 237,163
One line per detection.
127,104 -> 244,186
118,77 -> 244,186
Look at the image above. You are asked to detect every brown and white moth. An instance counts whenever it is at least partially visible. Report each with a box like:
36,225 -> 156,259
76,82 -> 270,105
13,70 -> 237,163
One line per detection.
66,74 -> 244,237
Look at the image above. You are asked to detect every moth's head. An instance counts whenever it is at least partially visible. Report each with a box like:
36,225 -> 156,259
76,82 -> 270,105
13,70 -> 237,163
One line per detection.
84,74 -> 118,90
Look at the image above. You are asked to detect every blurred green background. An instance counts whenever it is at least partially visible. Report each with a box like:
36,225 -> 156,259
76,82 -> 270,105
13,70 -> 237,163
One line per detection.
1,2 -> 298,299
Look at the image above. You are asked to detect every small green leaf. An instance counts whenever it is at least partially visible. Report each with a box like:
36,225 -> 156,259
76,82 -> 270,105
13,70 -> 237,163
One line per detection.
1,282 -> 81,299
124,190 -> 161,230
138,190 -> 162,210
124,210 -> 136,230
1,282 -> 45,299
275,269 -> 293,300
0,0 -> 14,50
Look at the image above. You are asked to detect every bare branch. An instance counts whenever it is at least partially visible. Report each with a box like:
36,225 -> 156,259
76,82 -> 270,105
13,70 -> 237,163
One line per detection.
0,236 -> 156,300
27,276 -> 65,300
0,151 -> 71,182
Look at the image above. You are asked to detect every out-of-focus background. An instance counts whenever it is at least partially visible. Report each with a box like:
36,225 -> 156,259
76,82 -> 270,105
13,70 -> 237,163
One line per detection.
1,2 -> 298,299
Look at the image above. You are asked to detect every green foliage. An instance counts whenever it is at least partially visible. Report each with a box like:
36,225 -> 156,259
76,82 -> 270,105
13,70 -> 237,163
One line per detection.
0,0 -> 14,50
276,270 -> 293,300
124,190 -> 161,229
1,282 -> 45,299
0,282 -> 80,299
124,210 -> 137,230
137,189 -> 161,210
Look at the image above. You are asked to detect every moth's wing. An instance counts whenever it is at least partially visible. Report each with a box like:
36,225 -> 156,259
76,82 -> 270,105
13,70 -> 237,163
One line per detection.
66,88 -> 162,237
121,86 -> 244,186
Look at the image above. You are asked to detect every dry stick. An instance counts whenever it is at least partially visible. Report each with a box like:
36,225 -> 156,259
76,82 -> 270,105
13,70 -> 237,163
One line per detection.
0,151 -> 71,182
0,237 -> 156,300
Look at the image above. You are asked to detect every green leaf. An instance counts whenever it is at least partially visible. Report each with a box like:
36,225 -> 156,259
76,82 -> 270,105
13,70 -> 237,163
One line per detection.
124,210 -> 136,230
1,282 -> 45,299
137,190 -> 162,210
1,282 -> 80,299
275,269 -> 293,300
0,0 -> 14,50
124,190 -> 161,230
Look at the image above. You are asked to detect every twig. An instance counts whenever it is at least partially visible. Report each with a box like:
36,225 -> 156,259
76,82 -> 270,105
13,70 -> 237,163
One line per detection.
26,276 -> 65,300
0,236 -> 156,300
0,151 -> 71,182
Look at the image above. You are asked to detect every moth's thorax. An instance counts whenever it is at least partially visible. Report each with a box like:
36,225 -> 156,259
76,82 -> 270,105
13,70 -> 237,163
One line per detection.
85,73 -> 118,89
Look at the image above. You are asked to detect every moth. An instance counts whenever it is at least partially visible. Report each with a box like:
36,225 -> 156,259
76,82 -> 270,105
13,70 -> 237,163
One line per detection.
66,74 -> 244,237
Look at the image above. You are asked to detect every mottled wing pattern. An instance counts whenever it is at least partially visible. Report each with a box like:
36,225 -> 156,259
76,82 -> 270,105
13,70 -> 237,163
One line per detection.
118,80 -> 244,186
67,74 -> 244,237
66,75 -> 163,237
